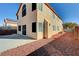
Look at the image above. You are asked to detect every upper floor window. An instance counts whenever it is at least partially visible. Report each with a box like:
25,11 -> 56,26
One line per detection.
32,3 -> 36,11
52,14 -> 55,19
22,4 -> 26,17
17,16 -> 18,20
38,3 -> 43,11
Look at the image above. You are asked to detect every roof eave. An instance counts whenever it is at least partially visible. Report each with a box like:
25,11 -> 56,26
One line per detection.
16,3 -> 62,20
16,3 -> 22,16
45,3 -> 62,20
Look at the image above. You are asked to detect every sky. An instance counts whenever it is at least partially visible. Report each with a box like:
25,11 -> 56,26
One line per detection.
0,3 -> 19,26
0,3 -> 79,26
50,3 -> 79,24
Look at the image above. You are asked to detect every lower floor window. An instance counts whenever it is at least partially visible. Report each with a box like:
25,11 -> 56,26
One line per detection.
32,22 -> 36,32
38,22 -> 43,32
22,25 -> 26,35
18,25 -> 21,31
53,25 -> 56,31
57,26 -> 60,31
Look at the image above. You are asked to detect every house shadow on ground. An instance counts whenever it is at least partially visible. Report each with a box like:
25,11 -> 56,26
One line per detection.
0,34 -> 34,39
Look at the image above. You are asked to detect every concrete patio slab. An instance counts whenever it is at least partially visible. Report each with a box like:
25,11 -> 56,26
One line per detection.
0,39 -> 36,52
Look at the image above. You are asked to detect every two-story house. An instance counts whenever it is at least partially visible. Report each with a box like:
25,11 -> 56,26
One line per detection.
16,3 -> 63,39
4,18 -> 17,30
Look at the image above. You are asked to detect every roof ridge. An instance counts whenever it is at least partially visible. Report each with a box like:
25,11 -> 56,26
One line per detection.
4,18 -> 16,22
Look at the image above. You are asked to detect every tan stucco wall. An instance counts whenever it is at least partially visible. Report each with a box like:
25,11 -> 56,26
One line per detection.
17,3 -> 37,39
17,3 -> 63,39
37,3 -> 63,39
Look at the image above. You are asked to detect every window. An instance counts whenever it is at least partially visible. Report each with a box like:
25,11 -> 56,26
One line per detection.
22,25 -> 26,35
22,4 -> 26,17
53,25 -> 56,31
38,22 -> 43,32
32,22 -> 36,32
18,25 -> 21,31
57,26 -> 59,31
32,3 -> 36,11
17,16 -> 18,20
38,3 -> 43,11
52,14 -> 55,19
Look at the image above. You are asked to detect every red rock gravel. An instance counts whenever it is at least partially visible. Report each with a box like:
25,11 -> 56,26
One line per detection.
28,32 -> 79,56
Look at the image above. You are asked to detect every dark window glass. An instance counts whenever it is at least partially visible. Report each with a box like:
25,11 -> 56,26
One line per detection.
17,16 -> 18,20
18,26 -> 21,31
22,4 -> 26,17
32,22 -> 36,32
32,3 -> 36,11
22,25 -> 26,35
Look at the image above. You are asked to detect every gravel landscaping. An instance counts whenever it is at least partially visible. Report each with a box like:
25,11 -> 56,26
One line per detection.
28,32 -> 79,56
